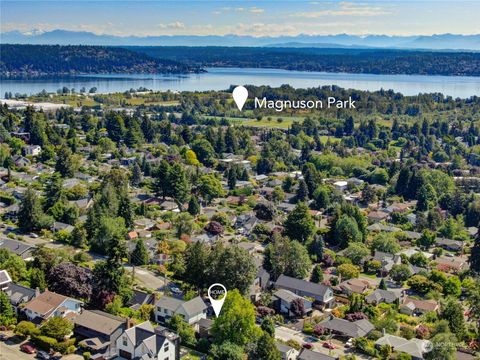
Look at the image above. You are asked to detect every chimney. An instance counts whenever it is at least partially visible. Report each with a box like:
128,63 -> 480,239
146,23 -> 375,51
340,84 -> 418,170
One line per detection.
35,287 -> 41,297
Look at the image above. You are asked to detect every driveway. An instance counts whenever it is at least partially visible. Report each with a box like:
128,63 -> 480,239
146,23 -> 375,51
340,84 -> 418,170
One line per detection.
124,265 -> 168,291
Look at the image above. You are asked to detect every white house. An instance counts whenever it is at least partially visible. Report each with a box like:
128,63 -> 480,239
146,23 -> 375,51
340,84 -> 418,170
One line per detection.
154,296 -> 207,326
23,145 -> 42,156
116,321 -> 178,360
23,289 -> 83,322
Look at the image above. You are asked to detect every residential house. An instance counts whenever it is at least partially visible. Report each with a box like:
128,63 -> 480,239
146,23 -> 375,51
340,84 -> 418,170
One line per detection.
52,221 -> 74,234
273,289 -> 312,317
74,310 -> 126,358
127,290 -> 156,311
23,145 -> 42,156
367,210 -> 389,223
250,267 -> 271,302
435,238 -> 464,252
116,321 -> 179,360
365,289 -> 400,305
319,316 -> 375,339
197,318 -> 214,339
276,343 -> 300,360
154,296 -> 207,326
3,282 -> 37,313
400,296 -> 439,316
275,274 -> 334,308
0,269 -> 12,290
23,289 -> 83,323
338,278 -> 370,295
375,334 -> 431,360
298,349 -> 338,360
0,238 -> 36,260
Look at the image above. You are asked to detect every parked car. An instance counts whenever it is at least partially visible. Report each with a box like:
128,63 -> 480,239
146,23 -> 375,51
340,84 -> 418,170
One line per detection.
169,285 -> 182,295
323,341 -> 336,349
0,333 -> 8,341
29,233 -> 39,238
302,343 -> 313,349
345,338 -> 354,348
20,344 -> 37,354
37,351 -> 51,360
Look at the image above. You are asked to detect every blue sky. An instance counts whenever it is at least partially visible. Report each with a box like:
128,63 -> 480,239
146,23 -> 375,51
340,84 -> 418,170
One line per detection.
1,1 -> 480,37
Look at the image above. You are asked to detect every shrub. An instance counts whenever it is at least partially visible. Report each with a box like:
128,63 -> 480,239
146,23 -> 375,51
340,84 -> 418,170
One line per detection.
32,335 -> 58,351
54,338 -> 76,354
15,321 -> 40,337
83,352 -> 91,360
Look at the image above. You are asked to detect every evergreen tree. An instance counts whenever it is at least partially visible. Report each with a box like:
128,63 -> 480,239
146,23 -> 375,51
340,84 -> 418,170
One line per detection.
249,333 -> 281,360
131,239 -> 149,266
18,187 -> 52,232
296,179 -> 308,202
130,162 -> 142,187
153,160 -> 171,199
55,145 -> 75,177
0,291 -> 16,326
188,196 -> 201,216
283,202 -> 315,243
227,167 -> 237,190
310,264 -> 324,283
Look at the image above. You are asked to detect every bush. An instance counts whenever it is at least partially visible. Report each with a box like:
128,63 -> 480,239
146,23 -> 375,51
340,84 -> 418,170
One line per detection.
15,321 -> 40,337
54,338 -> 76,354
32,335 -> 58,351
303,322 -> 314,335
83,352 -> 91,360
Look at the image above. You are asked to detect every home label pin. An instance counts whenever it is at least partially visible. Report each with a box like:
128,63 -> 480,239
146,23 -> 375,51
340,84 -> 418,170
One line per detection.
208,283 -> 227,317
232,86 -> 248,111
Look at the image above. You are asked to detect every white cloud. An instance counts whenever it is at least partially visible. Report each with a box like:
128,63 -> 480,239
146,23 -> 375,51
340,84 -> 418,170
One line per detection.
293,1 -> 390,18
157,21 -> 185,29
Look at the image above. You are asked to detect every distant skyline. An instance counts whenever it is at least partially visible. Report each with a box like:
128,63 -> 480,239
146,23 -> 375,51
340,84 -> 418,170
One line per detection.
1,1 -> 480,37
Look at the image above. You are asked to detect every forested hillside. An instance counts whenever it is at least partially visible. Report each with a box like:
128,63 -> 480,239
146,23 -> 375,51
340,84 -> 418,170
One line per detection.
0,44 -> 201,77
130,46 -> 480,76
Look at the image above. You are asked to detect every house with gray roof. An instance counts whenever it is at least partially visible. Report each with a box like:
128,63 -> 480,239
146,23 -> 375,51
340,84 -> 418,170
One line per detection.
115,321 -> 179,360
275,274 -> 334,308
319,316 -> 375,338
365,289 -> 400,305
0,238 -> 36,259
74,310 -> 126,357
154,295 -> 207,326
375,334 -> 431,360
2,282 -> 37,312
298,349 -> 338,360
274,289 -> 312,318
0,269 -> 12,290
276,343 -> 299,360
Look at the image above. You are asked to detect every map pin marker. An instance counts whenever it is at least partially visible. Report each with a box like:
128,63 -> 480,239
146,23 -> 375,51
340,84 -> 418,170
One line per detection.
232,86 -> 248,111
208,283 -> 227,317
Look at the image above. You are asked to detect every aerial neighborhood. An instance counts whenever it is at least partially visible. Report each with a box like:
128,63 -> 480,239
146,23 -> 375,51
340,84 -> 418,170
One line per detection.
0,84 -> 480,360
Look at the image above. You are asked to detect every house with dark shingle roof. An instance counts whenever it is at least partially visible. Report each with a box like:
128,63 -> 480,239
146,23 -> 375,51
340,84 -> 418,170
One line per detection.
74,310 -> 126,357
0,269 -> 12,289
23,289 -> 83,323
273,289 -> 312,318
0,238 -> 36,259
365,289 -> 400,305
319,316 -> 375,338
115,321 -> 179,360
2,282 -> 37,312
275,274 -> 334,308
298,349 -> 338,360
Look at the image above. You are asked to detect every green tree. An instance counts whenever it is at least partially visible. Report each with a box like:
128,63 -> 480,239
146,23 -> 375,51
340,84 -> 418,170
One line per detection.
174,212 -> 195,238
191,138 -> 216,167
18,187 -> 53,232
371,233 -> 401,254
131,239 -> 149,266
334,214 -> 361,248
29,267 -> 47,291
296,179 -> 309,202
210,341 -> 244,360
0,291 -> 16,326
389,264 -> 412,283
426,332 -> 457,360
264,235 -> 311,279
310,264 -> 324,283
283,202 -> 315,243
337,263 -> 360,280
188,196 -> 201,216
249,333 -> 281,360
40,316 -> 74,341
15,321 -> 40,337
212,289 -> 261,346
440,298 -> 465,339
198,174 -> 225,203
169,162 -> 190,205
344,243 -> 370,265
417,230 -> 436,250
260,317 -> 275,337
55,145 -> 75,177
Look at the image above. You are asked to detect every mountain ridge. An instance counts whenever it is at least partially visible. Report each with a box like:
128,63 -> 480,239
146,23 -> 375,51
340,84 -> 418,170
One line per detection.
2,30 -> 480,50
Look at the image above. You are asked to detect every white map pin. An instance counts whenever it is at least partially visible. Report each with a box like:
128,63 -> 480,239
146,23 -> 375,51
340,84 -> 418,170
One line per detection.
232,86 -> 248,111
208,283 -> 227,317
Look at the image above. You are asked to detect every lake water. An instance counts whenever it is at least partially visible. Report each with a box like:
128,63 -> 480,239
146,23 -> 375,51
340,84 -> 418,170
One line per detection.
1,67 -> 479,98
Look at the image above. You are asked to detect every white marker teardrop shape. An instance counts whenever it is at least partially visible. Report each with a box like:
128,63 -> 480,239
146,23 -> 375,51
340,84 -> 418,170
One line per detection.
208,283 -> 227,317
232,86 -> 248,111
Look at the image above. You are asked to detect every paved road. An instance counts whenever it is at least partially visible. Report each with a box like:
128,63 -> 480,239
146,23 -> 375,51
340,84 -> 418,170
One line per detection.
0,342 -> 33,360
